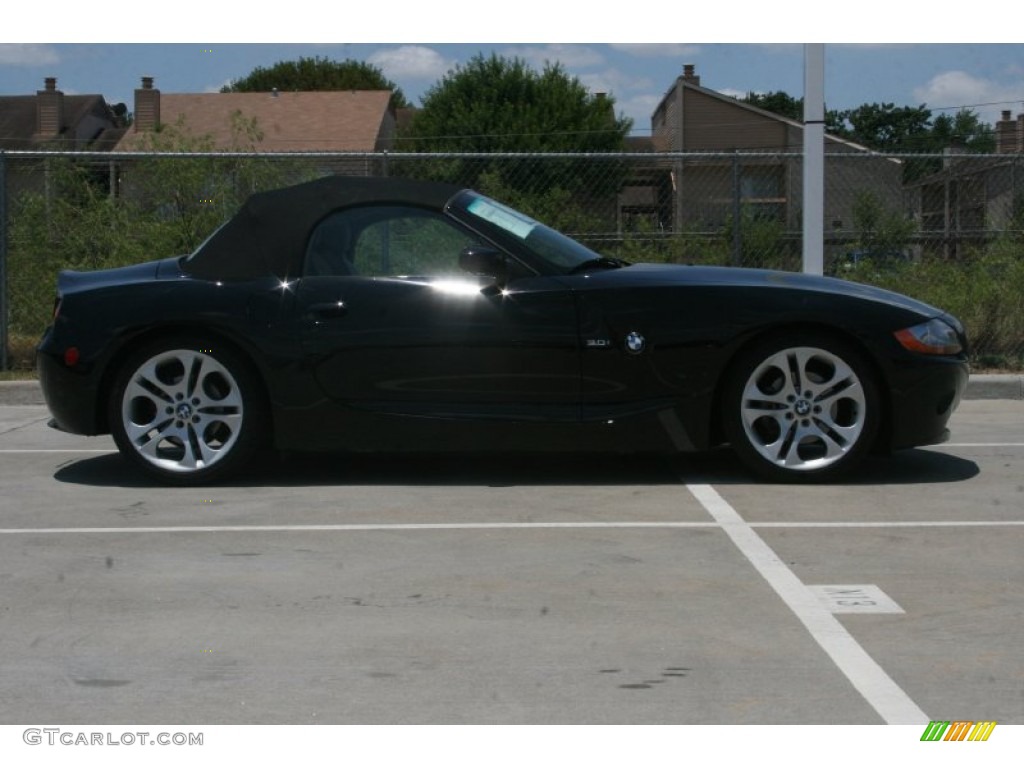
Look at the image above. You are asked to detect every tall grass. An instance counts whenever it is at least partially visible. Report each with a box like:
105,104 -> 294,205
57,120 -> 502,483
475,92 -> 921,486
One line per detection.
5,160 -> 1022,371
841,245 -> 1024,370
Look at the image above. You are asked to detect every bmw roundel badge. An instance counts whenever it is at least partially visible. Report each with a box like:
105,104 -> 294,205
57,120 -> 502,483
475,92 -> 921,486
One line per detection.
625,331 -> 646,354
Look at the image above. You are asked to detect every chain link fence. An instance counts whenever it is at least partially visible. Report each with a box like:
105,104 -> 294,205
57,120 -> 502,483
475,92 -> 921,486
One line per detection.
2,149 -> 1023,370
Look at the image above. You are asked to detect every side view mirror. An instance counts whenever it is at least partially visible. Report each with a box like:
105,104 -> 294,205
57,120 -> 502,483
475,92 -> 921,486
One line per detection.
459,246 -> 508,284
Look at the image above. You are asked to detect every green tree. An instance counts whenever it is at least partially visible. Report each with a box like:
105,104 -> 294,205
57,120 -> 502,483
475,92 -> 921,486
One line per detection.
834,104 -> 996,180
745,93 -> 995,155
398,53 -> 631,227
403,53 -> 631,153
741,91 -> 855,135
749,93 -> 997,182
742,91 -> 804,121
221,56 -> 409,110
831,102 -> 935,152
930,109 -> 995,153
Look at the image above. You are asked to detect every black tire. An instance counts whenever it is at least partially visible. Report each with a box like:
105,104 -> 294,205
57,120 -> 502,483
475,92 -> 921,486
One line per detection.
108,336 -> 267,485
722,332 -> 880,482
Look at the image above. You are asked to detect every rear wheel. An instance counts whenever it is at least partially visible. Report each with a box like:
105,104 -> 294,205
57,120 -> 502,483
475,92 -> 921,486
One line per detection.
108,337 -> 265,484
723,334 -> 880,482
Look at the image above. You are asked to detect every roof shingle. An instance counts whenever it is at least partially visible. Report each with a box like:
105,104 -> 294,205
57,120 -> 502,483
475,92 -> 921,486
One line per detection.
114,91 -> 395,152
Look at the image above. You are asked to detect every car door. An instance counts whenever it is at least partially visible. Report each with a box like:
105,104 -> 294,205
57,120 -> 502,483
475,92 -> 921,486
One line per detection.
294,204 -> 581,424
571,274 -> 740,453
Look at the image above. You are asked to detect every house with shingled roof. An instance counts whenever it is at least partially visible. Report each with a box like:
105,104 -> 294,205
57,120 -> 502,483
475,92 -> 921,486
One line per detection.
112,77 -> 396,153
106,77 -> 400,198
0,77 -> 126,151
904,110 -> 1024,259
621,64 -> 904,263
0,77 -> 127,197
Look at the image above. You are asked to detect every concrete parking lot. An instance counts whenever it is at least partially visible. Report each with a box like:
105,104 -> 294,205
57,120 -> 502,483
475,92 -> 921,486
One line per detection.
0,382 -> 1021,725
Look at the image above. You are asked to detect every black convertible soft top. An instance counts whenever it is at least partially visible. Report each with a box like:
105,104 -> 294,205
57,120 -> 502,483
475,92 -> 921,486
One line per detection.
183,175 -> 463,281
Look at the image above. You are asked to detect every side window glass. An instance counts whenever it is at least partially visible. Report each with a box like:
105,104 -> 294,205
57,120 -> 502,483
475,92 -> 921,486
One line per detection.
305,206 -> 485,279
353,212 -> 480,278
305,213 -> 357,277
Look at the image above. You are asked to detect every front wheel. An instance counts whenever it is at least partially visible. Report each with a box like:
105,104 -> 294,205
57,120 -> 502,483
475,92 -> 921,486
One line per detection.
108,338 -> 266,485
722,334 -> 880,482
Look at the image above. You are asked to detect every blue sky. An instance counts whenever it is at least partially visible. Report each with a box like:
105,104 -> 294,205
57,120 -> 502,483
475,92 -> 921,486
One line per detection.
2,5 -> 1022,135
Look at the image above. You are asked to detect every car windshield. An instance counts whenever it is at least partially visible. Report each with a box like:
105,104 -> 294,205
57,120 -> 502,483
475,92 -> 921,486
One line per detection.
448,190 -> 608,274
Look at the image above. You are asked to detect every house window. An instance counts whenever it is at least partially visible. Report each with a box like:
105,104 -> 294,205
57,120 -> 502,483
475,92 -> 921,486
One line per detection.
740,166 -> 785,221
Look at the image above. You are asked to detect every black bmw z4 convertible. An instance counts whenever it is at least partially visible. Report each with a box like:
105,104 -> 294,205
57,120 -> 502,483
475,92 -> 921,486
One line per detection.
37,175 -> 969,485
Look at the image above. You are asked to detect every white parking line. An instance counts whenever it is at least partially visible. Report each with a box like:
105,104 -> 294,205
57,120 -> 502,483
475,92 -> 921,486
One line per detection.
752,521 -> 1024,528
941,442 -> 1024,447
0,520 -> 1017,536
685,483 -> 929,725
0,522 -> 718,535
0,449 -> 115,453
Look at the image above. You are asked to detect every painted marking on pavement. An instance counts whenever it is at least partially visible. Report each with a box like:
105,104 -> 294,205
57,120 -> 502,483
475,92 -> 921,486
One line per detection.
0,522 -> 718,535
685,482 -> 928,725
751,521 -> 1024,528
941,442 -> 1024,447
808,585 -> 905,614
2,519 -> 1020,536
0,449 -> 116,454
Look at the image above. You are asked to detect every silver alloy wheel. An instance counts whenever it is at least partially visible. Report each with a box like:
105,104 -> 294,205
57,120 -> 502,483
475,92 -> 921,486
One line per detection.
120,348 -> 244,474
739,346 -> 867,472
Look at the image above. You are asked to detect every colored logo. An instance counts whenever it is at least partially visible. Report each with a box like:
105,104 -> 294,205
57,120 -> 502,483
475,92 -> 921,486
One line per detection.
920,721 -> 996,742
625,331 -> 645,354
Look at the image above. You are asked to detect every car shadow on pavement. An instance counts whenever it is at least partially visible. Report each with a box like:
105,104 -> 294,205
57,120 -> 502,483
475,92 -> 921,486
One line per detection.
680,447 -> 980,486
54,450 -> 687,488
53,446 -> 978,489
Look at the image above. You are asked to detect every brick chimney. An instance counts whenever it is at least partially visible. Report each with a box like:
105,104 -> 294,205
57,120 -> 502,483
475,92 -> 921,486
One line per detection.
995,110 -> 1016,154
35,77 -> 64,138
133,76 -> 161,132
682,64 -> 700,86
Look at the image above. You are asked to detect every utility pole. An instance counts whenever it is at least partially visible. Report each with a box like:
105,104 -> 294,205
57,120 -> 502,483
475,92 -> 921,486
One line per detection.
803,44 -> 825,275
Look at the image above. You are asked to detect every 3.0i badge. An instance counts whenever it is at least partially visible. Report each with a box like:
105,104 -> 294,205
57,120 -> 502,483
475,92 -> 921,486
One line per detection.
625,331 -> 646,354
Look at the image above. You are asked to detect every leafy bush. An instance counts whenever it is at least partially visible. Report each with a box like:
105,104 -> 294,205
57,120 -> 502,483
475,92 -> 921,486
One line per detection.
5,154 -> 1022,372
843,242 -> 1024,369
5,118 -> 317,365
607,230 -> 1023,369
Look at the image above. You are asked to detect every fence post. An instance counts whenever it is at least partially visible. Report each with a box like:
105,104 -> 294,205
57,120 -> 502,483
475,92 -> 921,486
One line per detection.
731,152 -> 742,267
0,151 -> 7,371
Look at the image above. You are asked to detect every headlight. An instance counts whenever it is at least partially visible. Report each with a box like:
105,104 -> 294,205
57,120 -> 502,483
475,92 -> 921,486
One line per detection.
893,318 -> 963,355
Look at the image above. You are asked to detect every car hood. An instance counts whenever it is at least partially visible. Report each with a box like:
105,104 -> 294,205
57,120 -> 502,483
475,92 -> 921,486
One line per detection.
588,263 -> 947,318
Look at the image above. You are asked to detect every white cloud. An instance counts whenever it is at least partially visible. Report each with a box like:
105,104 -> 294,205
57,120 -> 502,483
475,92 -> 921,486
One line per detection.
367,46 -> 454,81
498,44 -> 605,70
609,44 -> 700,59
205,79 -> 233,93
579,68 -> 655,97
913,70 -> 1024,123
0,44 -> 59,66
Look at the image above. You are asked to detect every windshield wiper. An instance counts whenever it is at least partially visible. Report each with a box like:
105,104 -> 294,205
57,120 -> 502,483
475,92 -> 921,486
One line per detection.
567,257 -> 629,275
